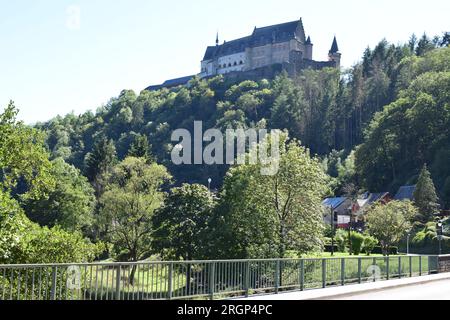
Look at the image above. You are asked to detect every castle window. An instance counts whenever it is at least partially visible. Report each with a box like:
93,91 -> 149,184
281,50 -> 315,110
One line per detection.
240,60 -> 243,65
228,63 -> 231,67
234,62 -> 237,66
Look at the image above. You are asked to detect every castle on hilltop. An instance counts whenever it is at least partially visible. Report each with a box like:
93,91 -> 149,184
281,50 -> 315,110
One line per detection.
147,18 -> 341,91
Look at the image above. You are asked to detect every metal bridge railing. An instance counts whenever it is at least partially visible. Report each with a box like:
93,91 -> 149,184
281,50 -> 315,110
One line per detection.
0,255 -> 439,300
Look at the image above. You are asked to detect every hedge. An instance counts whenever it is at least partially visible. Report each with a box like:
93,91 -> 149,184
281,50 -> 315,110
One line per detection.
324,245 -> 398,255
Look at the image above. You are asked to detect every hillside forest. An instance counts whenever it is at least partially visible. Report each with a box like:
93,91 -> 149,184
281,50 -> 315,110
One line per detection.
1,33 -> 450,265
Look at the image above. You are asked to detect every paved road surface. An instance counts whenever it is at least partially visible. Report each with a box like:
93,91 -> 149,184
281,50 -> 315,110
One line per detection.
332,279 -> 450,300
240,274 -> 450,300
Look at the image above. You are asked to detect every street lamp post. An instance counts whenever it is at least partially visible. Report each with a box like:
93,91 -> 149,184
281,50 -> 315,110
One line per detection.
407,233 -> 411,256
207,178 -> 212,192
437,221 -> 443,255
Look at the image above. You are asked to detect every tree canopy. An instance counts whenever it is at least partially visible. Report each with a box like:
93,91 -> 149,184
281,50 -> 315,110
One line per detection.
218,134 -> 328,258
23,157 -> 96,232
152,184 -> 217,261
98,157 -> 171,263
366,201 -> 417,255
413,164 -> 440,223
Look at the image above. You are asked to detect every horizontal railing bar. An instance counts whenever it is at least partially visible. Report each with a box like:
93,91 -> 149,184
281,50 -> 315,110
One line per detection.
0,255 -> 440,269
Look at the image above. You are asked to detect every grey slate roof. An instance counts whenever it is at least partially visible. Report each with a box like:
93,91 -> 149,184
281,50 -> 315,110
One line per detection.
366,192 -> 390,205
330,36 -> 339,53
394,185 -> 417,201
203,19 -> 304,61
146,75 -> 194,91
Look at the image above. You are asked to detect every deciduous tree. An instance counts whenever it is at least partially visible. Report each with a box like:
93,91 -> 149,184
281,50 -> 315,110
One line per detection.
366,201 -> 417,255
219,134 -> 328,259
98,157 -> 171,284
152,184 -> 216,261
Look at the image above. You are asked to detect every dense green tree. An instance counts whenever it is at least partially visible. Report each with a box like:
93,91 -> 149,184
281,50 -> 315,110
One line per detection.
366,201 -> 417,255
416,34 -> 436,56
84,136 -> 117,196
97,157 -> 171,283
0,102 -> 55,199
0,105 -> 101,265
270,73 -> 305,142
440,32 -> 450,47
356,47 -> 450,199
152,184 -> 216,261
0,206 -> 102,264
219,134 -> 328,259
23,158 -> 96,232
128,133 -> 152,161
413,165 -> 440,223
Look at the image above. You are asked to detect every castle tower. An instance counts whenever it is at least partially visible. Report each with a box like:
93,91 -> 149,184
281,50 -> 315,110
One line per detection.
328,36 -> 341,68
305,36 -> 313,60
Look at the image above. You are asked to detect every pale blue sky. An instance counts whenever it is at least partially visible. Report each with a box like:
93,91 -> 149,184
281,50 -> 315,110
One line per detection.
1,0 -> 449,124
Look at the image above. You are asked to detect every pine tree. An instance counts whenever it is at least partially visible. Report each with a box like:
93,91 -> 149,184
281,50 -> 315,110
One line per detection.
413,164 -> 440,223
416,34 -> 435,56
128,134 -> 152,161
84,137 -> 117,184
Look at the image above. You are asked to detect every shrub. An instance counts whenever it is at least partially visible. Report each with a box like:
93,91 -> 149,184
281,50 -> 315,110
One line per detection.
348,231 -> 365,255
0,195 -> 103,264
335,229 -> 348,252
362,235 -> 378,255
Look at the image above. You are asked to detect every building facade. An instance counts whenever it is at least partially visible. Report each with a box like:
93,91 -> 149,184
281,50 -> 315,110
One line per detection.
199,18 -> 340,78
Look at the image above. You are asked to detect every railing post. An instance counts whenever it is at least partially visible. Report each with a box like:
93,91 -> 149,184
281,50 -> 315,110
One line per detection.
209,262 -> 215,300
245,260 -> 250,297
322,259 -> 327,288
115,264 -> 121,300
50,266 -> 57,300
299,260 -> 304,291
386,257 -> 390,280
168,263 -> 173,300
341,258 -> 345,286
275,260 -> 280,294
428,256 -> 432,275
398,256 -> 402,278
419,256 -> 422,276
409,256 -> 412,277
358,258 -> 362,284
436,256 -> 440,274
373,258 -> 377,282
